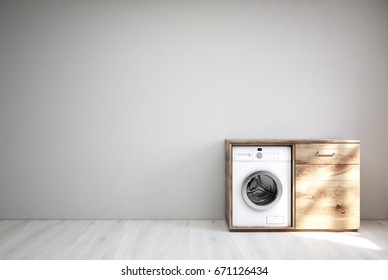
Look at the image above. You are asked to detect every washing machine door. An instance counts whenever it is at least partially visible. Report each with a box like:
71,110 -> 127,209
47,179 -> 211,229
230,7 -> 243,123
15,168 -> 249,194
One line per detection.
241,171 -> 283,210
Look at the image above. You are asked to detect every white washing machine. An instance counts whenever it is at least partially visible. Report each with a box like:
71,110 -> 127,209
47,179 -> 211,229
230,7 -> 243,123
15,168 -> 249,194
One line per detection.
232,146 -> 291,227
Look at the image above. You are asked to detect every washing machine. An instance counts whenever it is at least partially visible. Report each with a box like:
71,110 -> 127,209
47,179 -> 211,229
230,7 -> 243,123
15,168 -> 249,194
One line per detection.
232,146 -> 291,227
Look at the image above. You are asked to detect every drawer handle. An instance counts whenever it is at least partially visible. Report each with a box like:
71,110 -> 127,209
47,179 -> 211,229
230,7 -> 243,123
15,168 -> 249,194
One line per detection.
316,151 -> 336,157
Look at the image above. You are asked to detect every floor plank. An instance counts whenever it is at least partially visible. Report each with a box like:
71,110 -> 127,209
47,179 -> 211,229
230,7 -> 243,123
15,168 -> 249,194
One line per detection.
0,220 -> 387,260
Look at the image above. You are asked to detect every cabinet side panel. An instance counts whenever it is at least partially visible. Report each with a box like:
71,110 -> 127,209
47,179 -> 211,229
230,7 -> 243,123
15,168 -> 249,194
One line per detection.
291,144 -> 296,228
225,141 -> 233,229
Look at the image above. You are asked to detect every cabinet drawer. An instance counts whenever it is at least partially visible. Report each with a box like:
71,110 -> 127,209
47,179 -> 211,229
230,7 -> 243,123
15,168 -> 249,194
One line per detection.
295,164 -> 360,230
295,143 -> 360,165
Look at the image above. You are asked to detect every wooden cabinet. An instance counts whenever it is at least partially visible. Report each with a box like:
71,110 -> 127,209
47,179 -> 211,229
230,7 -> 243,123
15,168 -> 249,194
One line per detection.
225,139 -> 360,231
295,143 -> 360,230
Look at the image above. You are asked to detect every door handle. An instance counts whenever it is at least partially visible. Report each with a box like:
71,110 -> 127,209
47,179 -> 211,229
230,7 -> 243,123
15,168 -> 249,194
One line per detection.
316,151 -> 336,157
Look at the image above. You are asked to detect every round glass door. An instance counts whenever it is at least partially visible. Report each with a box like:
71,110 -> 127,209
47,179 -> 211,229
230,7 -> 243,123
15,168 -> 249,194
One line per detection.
241,171 -> 283,210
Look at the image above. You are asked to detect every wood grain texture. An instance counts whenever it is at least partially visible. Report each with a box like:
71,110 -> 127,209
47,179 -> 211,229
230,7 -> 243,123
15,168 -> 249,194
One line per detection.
295,143 -> 360,165
225,140 -> 232,229
295,165 -> 360,230
291,144 -> 296,228
0,220 -> 387,259
226,139 -> 360,145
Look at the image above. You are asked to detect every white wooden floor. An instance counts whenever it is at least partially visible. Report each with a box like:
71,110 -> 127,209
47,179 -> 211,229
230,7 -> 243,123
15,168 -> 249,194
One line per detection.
0,220 -> 387,260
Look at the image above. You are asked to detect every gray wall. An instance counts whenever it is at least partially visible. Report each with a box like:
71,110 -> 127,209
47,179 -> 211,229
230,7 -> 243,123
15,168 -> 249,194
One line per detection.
0,0 -> 387,219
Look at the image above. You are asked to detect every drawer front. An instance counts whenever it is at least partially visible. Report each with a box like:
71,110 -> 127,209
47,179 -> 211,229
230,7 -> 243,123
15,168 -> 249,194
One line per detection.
295,143 -> 360,165
295,164 -> 360,230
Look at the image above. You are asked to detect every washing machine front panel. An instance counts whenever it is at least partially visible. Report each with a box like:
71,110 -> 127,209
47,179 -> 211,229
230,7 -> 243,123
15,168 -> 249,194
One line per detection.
232,146 -> 291,227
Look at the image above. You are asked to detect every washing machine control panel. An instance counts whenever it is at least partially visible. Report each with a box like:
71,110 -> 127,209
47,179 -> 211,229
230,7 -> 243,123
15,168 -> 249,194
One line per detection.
234,146 -> 291,161
261,151 -> 280,160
